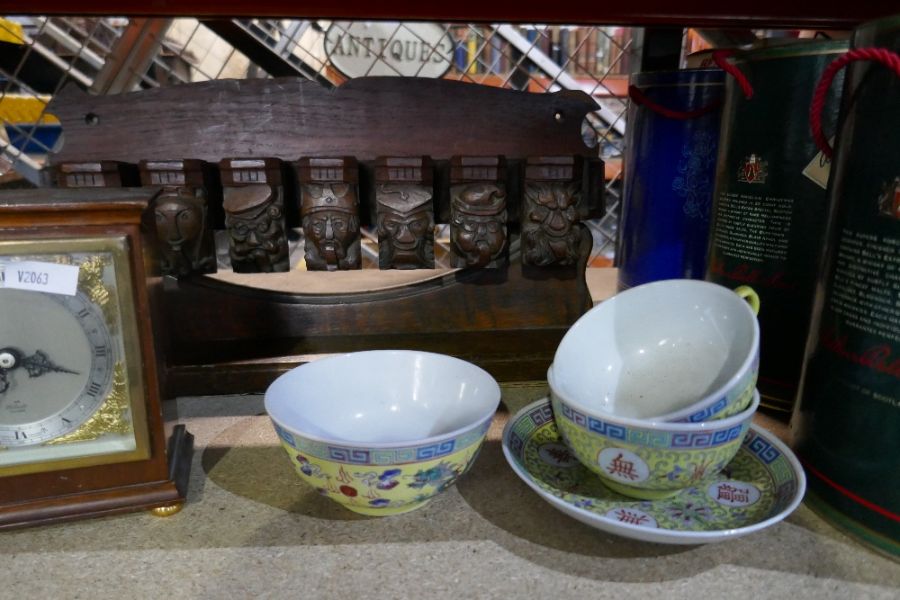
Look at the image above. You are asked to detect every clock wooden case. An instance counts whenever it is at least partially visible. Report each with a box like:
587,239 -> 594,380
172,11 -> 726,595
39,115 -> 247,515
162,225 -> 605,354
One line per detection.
0,188 -> 192,530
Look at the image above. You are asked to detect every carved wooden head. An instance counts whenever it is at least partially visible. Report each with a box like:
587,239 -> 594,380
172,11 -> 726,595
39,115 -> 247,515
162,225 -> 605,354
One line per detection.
376,184 -> 434,269
152,187 -> 215,276
301,183 -> 361,270
522,181 -> 582,266
155,188 -> 206,247
223,184 -> 289,272
450,184 -> 508,268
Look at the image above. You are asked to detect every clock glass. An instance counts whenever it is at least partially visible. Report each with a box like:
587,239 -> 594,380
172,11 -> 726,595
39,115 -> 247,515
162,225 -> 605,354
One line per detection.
0,236 -> 151,476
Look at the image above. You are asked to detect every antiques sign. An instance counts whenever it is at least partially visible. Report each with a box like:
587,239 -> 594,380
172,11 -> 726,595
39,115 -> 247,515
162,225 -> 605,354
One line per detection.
324,22 -> 454,79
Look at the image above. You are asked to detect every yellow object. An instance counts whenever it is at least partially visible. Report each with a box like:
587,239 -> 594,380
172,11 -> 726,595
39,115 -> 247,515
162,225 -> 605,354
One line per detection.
0,18 -> 24,45
466,36 -> 478,74
0,95 -> 59,125
151,503 -> 185,517
550,384 -> 760,501
278,437 -> 484,515
734,285 -> 761,315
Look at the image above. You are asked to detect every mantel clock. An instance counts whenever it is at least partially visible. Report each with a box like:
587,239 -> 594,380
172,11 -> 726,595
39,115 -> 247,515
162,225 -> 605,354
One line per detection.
0,188 -> 192,529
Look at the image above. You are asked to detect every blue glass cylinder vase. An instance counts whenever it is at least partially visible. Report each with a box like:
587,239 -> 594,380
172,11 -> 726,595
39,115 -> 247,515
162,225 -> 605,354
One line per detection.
616,68 -> 725,289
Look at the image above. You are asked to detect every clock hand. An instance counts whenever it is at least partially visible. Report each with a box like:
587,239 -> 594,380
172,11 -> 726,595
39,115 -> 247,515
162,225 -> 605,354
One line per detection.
20,350 -> 79,378
0,348 -> 79,396
0,347 -> 80,379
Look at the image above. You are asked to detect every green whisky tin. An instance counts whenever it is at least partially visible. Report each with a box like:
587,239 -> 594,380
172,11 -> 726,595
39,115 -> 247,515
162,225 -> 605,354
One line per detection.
706,39 -> 849,415
793,15 -> 900,559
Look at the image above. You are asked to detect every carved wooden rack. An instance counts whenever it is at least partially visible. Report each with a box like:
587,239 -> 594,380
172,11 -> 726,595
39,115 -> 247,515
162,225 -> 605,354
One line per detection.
47,76 -> 604,396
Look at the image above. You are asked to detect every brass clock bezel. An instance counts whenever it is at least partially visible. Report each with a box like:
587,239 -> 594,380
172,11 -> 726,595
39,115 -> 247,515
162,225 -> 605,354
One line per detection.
0,235 -> 152,476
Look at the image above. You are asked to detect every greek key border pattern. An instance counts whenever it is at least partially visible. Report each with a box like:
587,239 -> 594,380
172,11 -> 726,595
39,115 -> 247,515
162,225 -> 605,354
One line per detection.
509,403 -> 553,458
555,400 -> 746,449
745,430 -> 781,464
529,404 -> 554,426
272,418 -> 490,465
670,424 -> 746,448
683,396 -> 728,423
508,431 -> 525,457
556,403 -> 628,441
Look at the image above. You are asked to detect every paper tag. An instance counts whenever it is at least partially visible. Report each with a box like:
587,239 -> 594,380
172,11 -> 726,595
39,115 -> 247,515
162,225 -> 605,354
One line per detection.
802,137 -> 835,190
0,261 -> 80,296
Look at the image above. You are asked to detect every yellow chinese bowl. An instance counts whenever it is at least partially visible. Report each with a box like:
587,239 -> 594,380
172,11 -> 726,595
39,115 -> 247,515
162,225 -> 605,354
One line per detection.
265,350 -> 501,516
549,366 -> 759,500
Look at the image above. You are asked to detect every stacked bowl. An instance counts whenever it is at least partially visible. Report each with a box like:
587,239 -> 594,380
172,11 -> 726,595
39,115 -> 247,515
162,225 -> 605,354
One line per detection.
548,279 -> 762,500
263,279 -> 766,521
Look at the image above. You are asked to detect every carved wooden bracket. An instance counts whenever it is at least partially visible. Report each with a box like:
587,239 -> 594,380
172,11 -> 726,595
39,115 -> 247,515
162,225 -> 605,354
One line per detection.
43,77 -> 604,392
522,156 -> 585,267
220,157 -> 290,274
139,159 -> 218,277
297,157 -> 361,271
374,156 -> 434,270
152,187 -> 217,277
449,156 -> 508,269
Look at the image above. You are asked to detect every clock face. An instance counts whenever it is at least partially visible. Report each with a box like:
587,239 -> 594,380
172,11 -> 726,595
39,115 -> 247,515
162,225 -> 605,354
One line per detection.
0,238 -> 150,475
0,289 -> 115,445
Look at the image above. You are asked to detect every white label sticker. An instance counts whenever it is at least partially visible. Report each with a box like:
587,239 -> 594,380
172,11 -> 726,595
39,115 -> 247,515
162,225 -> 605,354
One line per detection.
802,137 -> 835,190
0,261 -> 80,296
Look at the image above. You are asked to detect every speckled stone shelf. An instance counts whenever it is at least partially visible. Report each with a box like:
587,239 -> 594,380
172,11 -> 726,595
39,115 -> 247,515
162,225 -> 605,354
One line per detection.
0,384 -> 897,598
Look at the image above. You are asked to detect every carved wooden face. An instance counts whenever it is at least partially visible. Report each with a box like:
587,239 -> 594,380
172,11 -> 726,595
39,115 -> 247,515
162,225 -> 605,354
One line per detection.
154,193 -> 205,251
378,209 -> 431,248
377,206 -> 433,265
526,183 -> 578,237
303,210 -> 360,265
451,211 -> 507,266
450,184 -> 507,267
522,182 -> 581,266
227,203 -> 285,258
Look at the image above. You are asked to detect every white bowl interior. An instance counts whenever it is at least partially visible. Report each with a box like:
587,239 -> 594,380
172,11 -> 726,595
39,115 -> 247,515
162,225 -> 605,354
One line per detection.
554,280 -> 756,419
265,350 -> 501,444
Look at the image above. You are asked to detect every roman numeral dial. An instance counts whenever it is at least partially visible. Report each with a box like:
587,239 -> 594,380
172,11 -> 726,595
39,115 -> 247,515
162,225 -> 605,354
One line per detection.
0,285 -> 115,447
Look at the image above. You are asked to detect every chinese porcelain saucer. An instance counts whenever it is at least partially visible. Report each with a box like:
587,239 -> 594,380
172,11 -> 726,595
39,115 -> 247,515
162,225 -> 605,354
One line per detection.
501,398 -> 806,544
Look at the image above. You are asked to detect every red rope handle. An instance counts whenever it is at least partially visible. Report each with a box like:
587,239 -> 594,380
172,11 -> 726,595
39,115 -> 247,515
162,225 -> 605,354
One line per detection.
810,47 -> 900,159
712,49 -> 754,100
628,48 -> 749,119
627,85 -> 722,120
